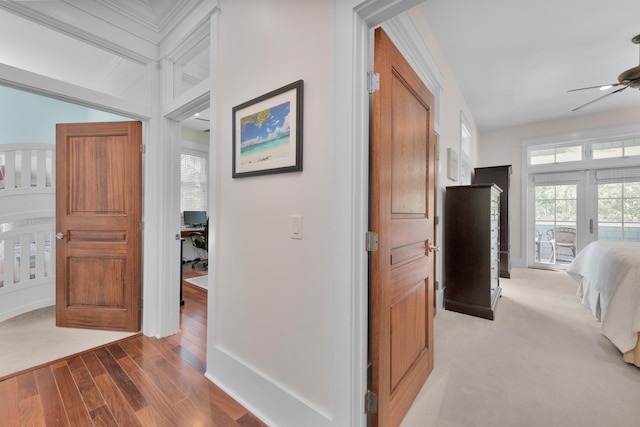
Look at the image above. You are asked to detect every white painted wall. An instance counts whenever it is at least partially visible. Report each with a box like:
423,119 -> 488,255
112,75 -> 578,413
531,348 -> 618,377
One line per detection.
478,106 -> 640,268
206,2 -> 484,425
207,0 -> 335,425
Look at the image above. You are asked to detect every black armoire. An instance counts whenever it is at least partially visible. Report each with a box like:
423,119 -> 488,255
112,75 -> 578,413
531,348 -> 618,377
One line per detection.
444,184 -> 502,320
473,165 -> 512,278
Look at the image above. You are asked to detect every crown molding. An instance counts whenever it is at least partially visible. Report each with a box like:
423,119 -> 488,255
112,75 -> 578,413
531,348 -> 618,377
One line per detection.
0,2 -> 157,63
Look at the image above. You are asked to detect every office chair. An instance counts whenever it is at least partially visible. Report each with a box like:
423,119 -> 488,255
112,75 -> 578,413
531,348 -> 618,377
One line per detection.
191,218 -> 208,270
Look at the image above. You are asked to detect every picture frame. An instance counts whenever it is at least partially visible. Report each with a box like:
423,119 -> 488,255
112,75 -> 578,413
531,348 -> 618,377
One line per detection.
232,80 -> 303,178
447,148 -> 459,181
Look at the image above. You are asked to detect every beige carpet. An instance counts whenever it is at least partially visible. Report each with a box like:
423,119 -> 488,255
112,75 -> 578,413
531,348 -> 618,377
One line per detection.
401,268 -> 640,427
0,305 -> 137,379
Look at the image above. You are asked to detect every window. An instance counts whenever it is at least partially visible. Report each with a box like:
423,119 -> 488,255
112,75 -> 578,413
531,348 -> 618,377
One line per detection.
524,125 -> 640,269
593,138 -> 640,159
596,168 -> 640,241
181,152 -> 207,212
459,113 -> 472,184
530,145 -> 582,165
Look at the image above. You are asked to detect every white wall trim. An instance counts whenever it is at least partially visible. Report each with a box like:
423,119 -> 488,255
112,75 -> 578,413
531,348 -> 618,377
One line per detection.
0,63 -> 150,120
381,12 -> 444,131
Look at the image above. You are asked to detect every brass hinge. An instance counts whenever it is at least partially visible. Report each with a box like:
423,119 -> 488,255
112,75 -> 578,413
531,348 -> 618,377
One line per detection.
367,71 -> 380,94
365,231 -> 378,252
364,390 -> 378,414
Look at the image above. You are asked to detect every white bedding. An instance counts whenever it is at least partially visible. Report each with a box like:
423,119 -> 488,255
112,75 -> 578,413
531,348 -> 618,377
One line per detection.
567,241 -> 640,353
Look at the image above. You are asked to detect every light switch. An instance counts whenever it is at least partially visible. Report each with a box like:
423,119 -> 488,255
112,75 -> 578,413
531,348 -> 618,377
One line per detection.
291,215 -> 302,240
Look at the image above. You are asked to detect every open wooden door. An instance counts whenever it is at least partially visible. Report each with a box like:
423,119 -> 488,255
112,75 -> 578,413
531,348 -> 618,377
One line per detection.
369,28 -> 436,427
56,121 -> 142,332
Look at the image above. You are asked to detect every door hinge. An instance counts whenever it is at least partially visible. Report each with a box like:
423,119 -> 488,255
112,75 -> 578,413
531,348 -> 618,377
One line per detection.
364,390 -> 378,414
140,221 -> 144,231
365,231 -> 378,252
140,144 -> 145,153
367,72 -> 380,94
139,299 -> 143,309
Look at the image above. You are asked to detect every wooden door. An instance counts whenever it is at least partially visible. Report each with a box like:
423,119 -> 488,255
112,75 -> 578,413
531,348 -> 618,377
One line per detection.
370,28 -> 436,427
56,121 -> 142,332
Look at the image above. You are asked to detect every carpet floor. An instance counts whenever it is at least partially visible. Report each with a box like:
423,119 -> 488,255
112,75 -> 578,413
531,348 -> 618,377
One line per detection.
401,268 -> 640,427
0,306 -> 136,379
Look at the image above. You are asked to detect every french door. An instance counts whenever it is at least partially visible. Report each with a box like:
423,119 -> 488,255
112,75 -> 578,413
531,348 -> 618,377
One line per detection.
529,167 -> 640,268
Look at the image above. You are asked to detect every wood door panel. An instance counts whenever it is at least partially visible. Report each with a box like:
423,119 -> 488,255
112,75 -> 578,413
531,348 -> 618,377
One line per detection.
391,72 -> 428,216
68,136 -> 127,214
56,121 -> 142,332
390,242 -> 426,267
390,257 -> 429,303
67,258 -> 126,307
390,281 -> 426,389
390,220 -> 430,250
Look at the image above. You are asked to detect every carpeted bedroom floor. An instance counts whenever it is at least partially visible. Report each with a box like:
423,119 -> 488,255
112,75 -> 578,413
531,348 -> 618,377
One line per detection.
400,268 -> 640,427
0,306 -> 136,379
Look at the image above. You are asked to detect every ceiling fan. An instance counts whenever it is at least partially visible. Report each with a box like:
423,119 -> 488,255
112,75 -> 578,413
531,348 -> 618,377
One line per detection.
569,34 -> 640,111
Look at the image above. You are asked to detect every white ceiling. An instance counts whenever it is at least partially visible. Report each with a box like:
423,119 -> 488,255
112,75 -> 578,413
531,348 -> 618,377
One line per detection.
417,0 -> 640,131
4,0 -> 639,134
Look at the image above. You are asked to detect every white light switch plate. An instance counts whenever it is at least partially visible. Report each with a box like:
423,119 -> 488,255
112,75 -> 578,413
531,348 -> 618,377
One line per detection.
291,215 -> 302,239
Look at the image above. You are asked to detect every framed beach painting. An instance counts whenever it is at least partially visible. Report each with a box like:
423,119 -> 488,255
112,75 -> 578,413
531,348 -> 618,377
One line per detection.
232,80 -> 303,178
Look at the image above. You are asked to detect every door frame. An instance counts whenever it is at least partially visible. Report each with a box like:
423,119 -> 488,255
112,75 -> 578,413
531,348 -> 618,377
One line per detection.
336,2 -> 444,425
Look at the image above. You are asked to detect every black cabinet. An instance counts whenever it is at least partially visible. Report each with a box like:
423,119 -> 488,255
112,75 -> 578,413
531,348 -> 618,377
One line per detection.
444,184 -> 501,320
473,165 -> 512,278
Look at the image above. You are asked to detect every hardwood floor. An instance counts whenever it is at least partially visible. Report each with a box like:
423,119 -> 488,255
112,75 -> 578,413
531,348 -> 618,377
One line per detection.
0,263 -> 267,426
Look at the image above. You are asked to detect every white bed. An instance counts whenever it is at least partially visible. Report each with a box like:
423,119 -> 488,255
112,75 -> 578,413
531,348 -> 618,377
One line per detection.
0,143 -> 56,322
567,240 -> 640,367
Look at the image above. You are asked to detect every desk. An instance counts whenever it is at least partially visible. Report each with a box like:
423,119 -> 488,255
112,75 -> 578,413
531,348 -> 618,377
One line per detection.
181,227 -> 204,237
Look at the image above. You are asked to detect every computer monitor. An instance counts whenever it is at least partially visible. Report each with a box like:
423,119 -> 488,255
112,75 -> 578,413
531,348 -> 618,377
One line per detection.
183,210 -> 207,227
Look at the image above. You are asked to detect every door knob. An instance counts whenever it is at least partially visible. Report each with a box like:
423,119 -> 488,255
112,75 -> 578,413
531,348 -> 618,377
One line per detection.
428,244 -> 440,252
56,232 -> 65,240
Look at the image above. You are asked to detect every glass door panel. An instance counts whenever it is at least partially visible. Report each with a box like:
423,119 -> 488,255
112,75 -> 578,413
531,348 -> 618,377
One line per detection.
597,179 -> 640,242
534,184 -> 577,266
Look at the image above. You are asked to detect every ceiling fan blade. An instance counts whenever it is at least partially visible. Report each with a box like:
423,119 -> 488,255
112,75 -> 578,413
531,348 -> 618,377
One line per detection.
567,83 -> 621,92
571,86 -> 628,111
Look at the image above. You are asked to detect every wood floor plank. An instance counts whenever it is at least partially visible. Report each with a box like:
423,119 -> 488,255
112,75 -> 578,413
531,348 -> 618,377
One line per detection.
0,377 -> 21,426
52,363 -> 93,426
91,373 -> 143,427
17,372 -> 38,400
88,405 -> 118,427
125,366 -> 192,427
33,366 -> 69,427
66,356 -> 106,412
117,348 -> 186,404
17,373 -> 46,427
144,338 -> 249,421
94,347 -> 147,412
237,412 -> 269,427
18,395 -> 46,427
0,266 -> 268,427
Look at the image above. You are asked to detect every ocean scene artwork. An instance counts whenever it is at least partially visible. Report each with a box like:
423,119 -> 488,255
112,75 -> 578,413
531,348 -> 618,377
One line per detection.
239,101 -> 291,165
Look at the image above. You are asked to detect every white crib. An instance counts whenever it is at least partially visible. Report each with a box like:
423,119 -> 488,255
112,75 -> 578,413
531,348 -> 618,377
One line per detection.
0,143 -> 56,322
